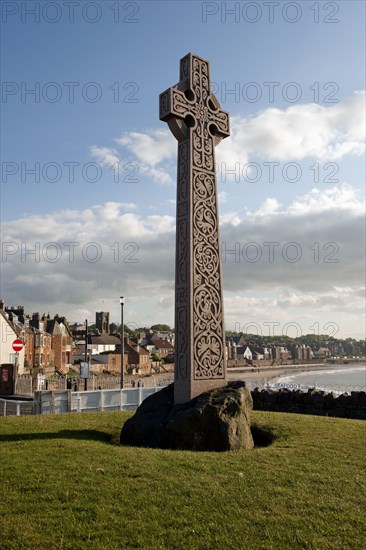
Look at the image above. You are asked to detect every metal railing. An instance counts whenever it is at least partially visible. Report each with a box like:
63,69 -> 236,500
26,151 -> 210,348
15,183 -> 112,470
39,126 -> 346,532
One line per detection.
14,373 -> 174,393
1,387 -> 164,417
0,398 -> 34,416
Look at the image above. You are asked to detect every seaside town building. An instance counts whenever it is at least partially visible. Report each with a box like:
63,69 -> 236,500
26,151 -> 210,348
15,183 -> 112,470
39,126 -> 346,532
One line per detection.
1,300 -> 365,387
0,307 -> 25,374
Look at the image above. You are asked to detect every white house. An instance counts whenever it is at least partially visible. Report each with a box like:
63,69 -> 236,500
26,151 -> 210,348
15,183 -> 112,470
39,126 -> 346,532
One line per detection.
0,310 -> 25,374
243,346 -> 253,361
87,334 -> 121,355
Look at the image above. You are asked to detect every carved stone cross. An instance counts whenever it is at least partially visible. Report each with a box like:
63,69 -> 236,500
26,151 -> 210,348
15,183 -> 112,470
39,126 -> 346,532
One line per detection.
160,53 -> 230,404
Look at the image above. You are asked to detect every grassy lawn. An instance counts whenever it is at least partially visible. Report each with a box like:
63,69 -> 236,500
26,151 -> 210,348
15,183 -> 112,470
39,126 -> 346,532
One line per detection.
0,411 -> 365,550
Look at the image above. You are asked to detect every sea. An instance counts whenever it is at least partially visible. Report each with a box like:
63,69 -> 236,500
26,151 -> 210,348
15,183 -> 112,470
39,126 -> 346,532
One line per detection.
272,364 -> 366,393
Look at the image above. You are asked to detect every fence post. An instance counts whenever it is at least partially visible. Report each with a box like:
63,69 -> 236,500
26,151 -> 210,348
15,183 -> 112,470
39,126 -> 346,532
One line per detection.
67,390 -> 71,412
33,390 -> 42,414
16,402 -> 21,416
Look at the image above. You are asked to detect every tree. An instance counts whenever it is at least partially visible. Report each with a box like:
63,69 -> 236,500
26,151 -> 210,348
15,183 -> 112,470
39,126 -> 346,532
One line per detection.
109,322 -> 118,334
117,324 -> 136,336
151,324 -> 171,332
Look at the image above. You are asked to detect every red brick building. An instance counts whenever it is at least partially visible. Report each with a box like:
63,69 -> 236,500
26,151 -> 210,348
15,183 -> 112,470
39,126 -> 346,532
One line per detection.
151,338 -> 174,360
32,329 -> 54,374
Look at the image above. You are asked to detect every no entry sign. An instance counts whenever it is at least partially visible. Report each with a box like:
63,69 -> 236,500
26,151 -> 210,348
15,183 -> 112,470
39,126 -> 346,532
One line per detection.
12,339 -> 24,352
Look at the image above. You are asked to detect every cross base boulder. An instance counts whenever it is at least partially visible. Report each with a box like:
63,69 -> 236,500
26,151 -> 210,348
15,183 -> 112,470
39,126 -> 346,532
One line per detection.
120,381 -> 254,452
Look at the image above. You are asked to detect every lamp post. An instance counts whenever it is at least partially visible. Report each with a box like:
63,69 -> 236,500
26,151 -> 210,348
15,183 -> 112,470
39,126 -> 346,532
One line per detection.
120,296 -> 125,388
84,318 -> 88,391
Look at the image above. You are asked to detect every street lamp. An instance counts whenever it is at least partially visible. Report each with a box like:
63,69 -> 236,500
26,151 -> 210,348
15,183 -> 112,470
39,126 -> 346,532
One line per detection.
120,296 -> 125,388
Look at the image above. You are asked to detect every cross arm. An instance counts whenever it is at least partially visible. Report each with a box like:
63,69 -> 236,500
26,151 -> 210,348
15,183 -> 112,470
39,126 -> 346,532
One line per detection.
160,86 -> 195,142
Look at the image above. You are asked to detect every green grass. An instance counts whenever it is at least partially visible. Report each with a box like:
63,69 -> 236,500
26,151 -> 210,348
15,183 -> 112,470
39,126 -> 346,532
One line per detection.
0,411 -> 365,550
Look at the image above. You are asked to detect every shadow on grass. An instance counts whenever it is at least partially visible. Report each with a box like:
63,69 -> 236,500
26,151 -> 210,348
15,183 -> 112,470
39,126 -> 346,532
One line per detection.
0,429 -> 112,443
0,425 -> 277,450
251,425 -> 276,447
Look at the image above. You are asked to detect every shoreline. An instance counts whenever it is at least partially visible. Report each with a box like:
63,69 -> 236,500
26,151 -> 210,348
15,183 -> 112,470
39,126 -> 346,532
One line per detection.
227,362 -> 366,388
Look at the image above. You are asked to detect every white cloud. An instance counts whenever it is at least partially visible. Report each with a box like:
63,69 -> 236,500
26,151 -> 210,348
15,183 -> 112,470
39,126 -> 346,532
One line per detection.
90,92 -> 365,189
115,129 -> 176,167
1,184 -> 364,336
246,184 -> 364,220
139,164 -> 174,186
217,91 -> 365,166
251,197 -> 281,218
287,184 -> 364,216
89,146 -> 120,166
90,130 -> 176,186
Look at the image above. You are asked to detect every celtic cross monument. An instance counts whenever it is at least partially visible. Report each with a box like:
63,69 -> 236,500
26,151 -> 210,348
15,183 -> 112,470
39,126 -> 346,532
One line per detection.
160,53 -> 230,403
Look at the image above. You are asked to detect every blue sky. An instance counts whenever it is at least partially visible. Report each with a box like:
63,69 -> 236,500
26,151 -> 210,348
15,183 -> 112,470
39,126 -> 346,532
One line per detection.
1,1 -> 365,339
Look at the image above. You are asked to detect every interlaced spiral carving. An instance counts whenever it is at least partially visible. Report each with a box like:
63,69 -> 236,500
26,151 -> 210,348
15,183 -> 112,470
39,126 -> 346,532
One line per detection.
160,53 -> 230,387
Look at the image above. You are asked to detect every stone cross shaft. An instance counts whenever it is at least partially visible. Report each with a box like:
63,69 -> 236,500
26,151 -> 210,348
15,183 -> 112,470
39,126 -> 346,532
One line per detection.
160,53 -> 230,404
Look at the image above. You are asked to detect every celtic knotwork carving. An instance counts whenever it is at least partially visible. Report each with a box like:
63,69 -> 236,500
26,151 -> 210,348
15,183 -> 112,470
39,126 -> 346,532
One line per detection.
160,53 -> 230,399
176,306 -> 188,380
172,90 -> 192,118
178,142 -> 188,201
176,287 -> 187,303
177,220 -> 188,284
193,172 -> 216,239
192,166 -> 224,379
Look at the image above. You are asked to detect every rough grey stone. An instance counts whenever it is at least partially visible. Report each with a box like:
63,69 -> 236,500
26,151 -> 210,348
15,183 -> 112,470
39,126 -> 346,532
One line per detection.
251,387 -> 366,419
120,381 -> 254,452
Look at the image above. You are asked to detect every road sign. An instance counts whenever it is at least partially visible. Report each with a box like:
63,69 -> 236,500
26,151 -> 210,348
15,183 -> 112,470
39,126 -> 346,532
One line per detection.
12,339 -> 24,352
80,361 -> 90,379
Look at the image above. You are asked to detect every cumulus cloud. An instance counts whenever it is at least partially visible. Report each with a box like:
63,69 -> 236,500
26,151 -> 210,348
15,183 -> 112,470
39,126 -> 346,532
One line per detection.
220,183 -> 365,294
90,92 -> 365,188
89,146 -> 120,166
286,184 -> 364,216
90,130 -> 176,186
223,286 -> 365,339
217,90 -> 365,166
218,191 -> 228,203
1,185 -> 364,336
115,130 -> 176,167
